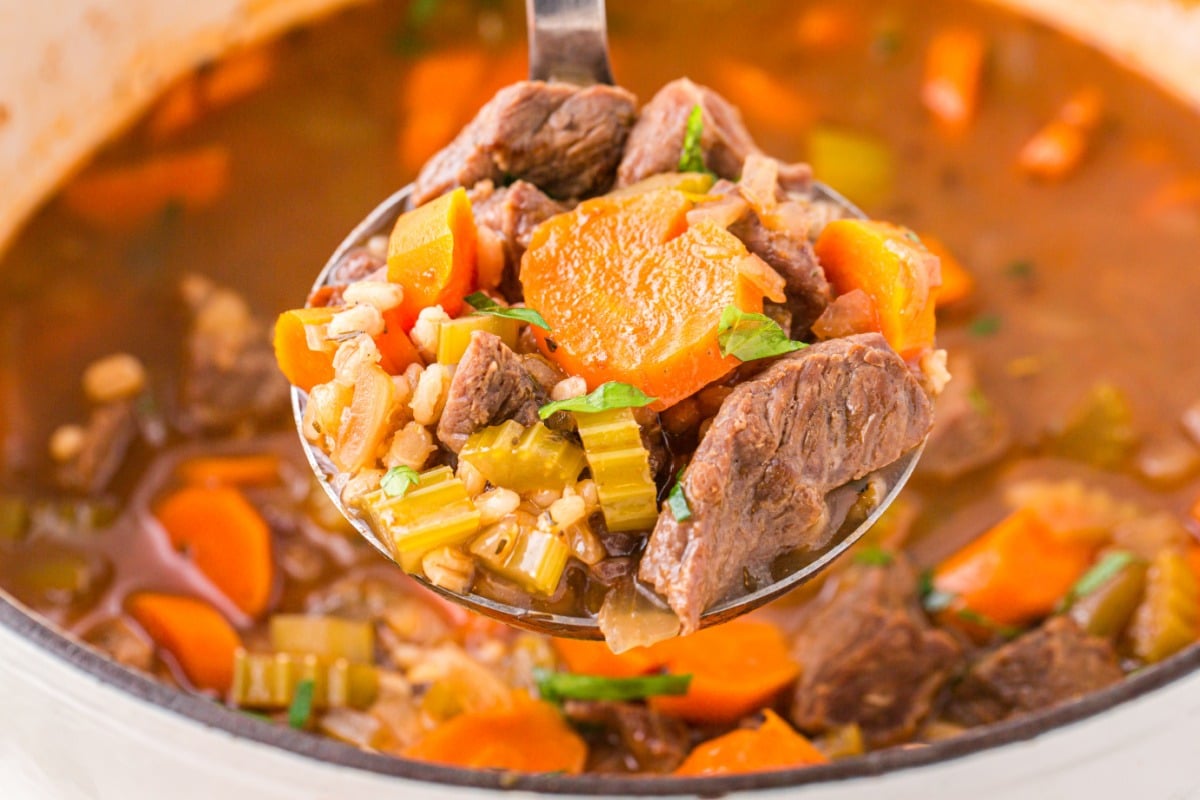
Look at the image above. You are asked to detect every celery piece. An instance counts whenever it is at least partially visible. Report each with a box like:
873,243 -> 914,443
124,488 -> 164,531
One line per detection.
470,517 -> 571,596
436,315 -> 519,364
576,408 -> 659,532
269,615 -> 375,663
0,496 -> 29,543
607,172 -> 716,199
1130,549 -> 1199,663
1052,384 -> 1138,470
360,466 -> 481,572
1068,559 -> 1147,639
808,125 -> 895,209
231,650 -> 379,710
459,420 -> 587,493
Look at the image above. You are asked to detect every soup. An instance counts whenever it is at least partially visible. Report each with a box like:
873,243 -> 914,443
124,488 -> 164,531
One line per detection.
1,0 -> 1198,778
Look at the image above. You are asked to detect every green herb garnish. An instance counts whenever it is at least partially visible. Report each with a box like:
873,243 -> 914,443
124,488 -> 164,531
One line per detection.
667,470 -> 692,522
918,569 -> 957,613
854,546 -> 894,567
717,305 -> 807,361
464,292 -> 551,331
968,314 -> 1002,338
678,105 -> 709,174
955,608 -> 1023,640
535,669 -> 692,703
288,679 -> 315,729
1005,259 -> 1036,279
1059,550 -> 1137,611
381,465 -> 421,498
538,381 -> 657,420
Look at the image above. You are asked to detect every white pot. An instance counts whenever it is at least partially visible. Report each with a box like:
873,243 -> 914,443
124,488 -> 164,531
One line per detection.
2,1 -> 1200,798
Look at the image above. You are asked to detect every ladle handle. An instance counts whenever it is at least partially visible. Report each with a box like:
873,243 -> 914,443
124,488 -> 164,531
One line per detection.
525,0 -> 614,85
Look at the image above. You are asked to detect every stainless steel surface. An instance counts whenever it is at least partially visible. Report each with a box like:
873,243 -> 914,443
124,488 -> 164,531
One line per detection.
292,180 -> 924,638
525,0 -> 614,84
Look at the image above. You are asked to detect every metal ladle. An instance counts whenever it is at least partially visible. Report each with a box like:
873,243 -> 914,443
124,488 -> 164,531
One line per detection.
293,0 -> 923,640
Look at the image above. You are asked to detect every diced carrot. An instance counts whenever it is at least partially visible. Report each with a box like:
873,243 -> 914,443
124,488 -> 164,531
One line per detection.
922,234 -> 974,307
795,4 -> 860,49
1190,495 -> 1200,530
648,619 -> 799,724
933,507 -> 1098,626
521,189 -> 768,409
127,593 -> 240,693
921,27 -> 987,130
376,307 -> 424,375
404,693 -> 587,773
552,639 -> 664,678
1185,544 -> 1200,591
154,486 -> 274,618
1017,88 -> 1105,181
387,187 -> 478,327
178,454 -> 281,487
148,46 -> 276,140
1139,176 -> 1200,221
711,59 -> 813,131
675,710 -> 827,776
61,146 -> 231,232
272,306 -> 337,391
814,220 -> 940,359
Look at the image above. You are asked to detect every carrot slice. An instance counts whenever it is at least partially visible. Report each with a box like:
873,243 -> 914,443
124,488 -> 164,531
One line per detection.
272,306 -> 337,392
387,187 -> 478,327
61,146 -> 231,231
127,593 -> 240,693
552,639 -> 664,678
675,710 -> 827,776
396,50 -> 488,174
154,486 -> 274,618
922,234 -> 974,307
814,220 -> 940,359
648,619 -> 799,724
1017,88 -> 1105,181
148,45 -> 276,140
178,454 -> 281,488
404,694 -> 587,773
933,507 -> 1098,626
711,59 -> 813,130
521,189 -> 767,408
376,307 -> 424,375
921,27 -> 987,130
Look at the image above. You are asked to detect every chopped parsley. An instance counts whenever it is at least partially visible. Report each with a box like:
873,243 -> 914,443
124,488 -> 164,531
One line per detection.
678,105 -> 710,174
667,470 -> 692,522
538,381 -> 657,420
717,305 -> 807,362
918,569 -> 957,613
288,679 -> 315,730
464,291 -> 551,331
853,546 -> 894,567
1005,259 -> 1036,279
535,669 -> 692,703
1059,550 -> 1137,611
968,313 -> 1002,338
381,465 -> 421,498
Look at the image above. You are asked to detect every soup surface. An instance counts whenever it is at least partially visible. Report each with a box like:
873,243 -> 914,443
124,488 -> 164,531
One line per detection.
2,0 -> 1200,778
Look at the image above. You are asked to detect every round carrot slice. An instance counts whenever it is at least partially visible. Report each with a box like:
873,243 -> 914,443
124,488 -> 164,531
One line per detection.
520,188 -> 767,409
127,593 -> 240,693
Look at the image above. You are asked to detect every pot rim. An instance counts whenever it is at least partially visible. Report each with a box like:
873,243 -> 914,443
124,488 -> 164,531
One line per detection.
3,591 -> 1197,794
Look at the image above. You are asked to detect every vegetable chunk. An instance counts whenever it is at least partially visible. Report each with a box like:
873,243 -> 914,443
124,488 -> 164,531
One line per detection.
127,593 -> 240,693
387,187 -> 478,326
675,710 -> 827,775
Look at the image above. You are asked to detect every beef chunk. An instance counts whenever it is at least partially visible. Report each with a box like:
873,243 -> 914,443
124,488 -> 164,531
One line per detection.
789,557 -> 962,747
729,214 -> 828,334
631,406 -> 669,480
919,351 -> 1012,480
436,331 -> 550,452
617,79 -> 760,186
639,334 -> 934,631
57,400 -> 138,493
564,701 -> 690,774
412,81 -> 637,207
945,616 -> 1123,727
469,180 -> 568,300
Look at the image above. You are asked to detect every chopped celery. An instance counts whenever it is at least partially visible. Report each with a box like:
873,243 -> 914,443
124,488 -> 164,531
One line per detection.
269,615 -> 375,663
436,315 -> 519,364
1068,558 -> 1147,639
608,172 -> 716,199
808,125 -> 895,209
816,723 -> 866,759
575,408 -> 658,532
1130,549 -> 1198,663
0,496 -> 29,543
231,650 -> 379,710
1052,383 -> 1137,470
360,466 -> 481,572
470,514 -> 571,596
459,420 -> 587,493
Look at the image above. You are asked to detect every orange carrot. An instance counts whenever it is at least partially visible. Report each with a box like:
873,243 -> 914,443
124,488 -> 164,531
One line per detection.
376,308 -> 424,375
127,593 -> 240,693
1190,494 -> 1200,530
148,46 -> 276,140
814,220 -> 940,359
397,50 -> 489,174
1138,176 -> 1200,222
178,454 -> 281,487
552,639 -> 664,678
712,60 -> 813,130
1018,88 -> 1105,180
272,306 -> 337,391
922,234 -> 974,307
795,4 -> 860,49
154,486 -> 274,618
675,710 -> 827,776
1185,544 -> 1200,591
521,189 -> 768,409
387,187 -> 478,327
649,619 -> 799,724
933,507 -> 1098,626
404,694 -> 587,773
921,27 -> 987,130
62,146 -> 230,231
